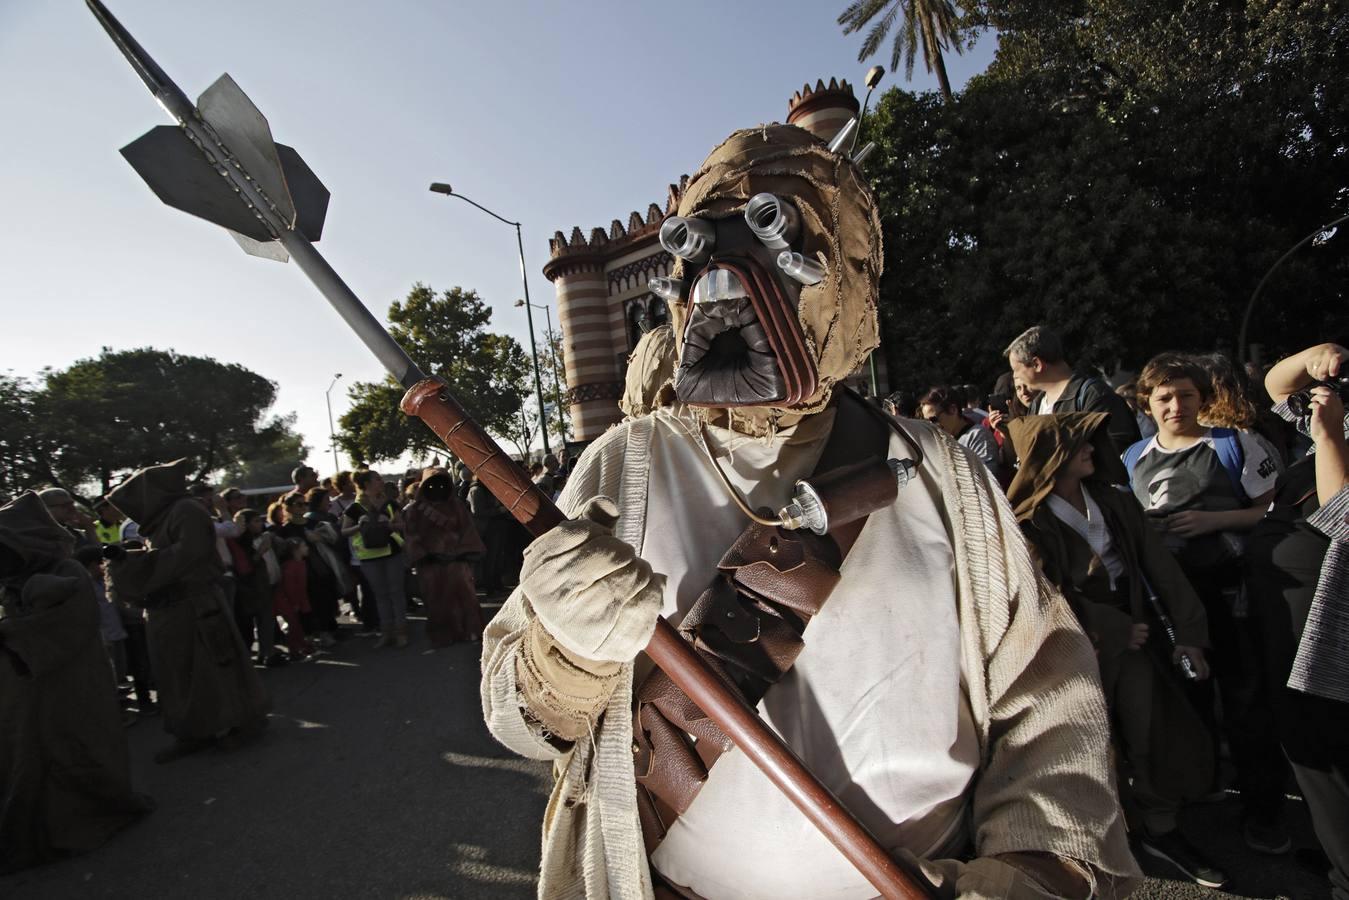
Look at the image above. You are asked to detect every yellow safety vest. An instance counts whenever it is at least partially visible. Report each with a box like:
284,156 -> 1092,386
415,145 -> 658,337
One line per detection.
95,521 -> 122,545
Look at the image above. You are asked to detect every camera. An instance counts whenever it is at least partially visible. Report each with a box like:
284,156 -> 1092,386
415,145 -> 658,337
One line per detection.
1287,374 -> 1349,418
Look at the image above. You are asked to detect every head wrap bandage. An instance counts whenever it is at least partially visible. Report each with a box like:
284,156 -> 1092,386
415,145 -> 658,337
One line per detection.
667,124 -> 882,435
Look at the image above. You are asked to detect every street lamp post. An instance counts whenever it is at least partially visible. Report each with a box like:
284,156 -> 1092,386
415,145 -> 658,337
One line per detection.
516,298 -> 567,451
325,373 -> 343,474
429,182 -> 551,457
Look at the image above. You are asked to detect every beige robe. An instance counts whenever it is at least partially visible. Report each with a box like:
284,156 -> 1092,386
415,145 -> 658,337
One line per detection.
482,412 -> 1139,899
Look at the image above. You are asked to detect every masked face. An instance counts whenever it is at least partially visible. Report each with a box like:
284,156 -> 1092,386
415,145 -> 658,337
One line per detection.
420,473 -> 452,503
662,205 -> 817,407
661,124 -> 882,429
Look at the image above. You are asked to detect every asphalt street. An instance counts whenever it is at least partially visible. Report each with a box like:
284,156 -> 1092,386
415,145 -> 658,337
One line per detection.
0,608 -> 1336,899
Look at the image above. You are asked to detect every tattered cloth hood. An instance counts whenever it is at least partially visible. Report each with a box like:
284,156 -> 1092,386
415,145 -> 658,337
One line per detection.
619,323 -> 677,419
1006,413 -> 1128,521
0,491 -> 74,573
669,123 -> 882,436
418,467 -> 454,503
107,458 -> 191,535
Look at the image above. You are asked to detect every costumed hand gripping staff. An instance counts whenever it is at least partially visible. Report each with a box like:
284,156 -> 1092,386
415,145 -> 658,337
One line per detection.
85,1 -> 1136,893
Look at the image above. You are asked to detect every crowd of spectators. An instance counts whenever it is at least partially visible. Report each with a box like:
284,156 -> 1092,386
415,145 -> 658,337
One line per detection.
883,328 -> 1347,894
4,323 -> 1345,893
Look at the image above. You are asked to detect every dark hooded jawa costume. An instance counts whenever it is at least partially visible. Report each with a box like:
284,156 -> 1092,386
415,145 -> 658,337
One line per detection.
483,125 -> 1138,899
1007,414 -> 1213,841
0,492 -> 152,873
106,460 -> 269,759
404,467 -> 486,646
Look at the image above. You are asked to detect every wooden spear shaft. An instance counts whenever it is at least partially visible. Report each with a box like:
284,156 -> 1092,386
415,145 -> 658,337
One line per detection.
401,378 -> 932,900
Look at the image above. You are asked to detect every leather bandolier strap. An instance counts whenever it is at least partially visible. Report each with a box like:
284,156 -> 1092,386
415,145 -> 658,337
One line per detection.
632,393 -> 893,854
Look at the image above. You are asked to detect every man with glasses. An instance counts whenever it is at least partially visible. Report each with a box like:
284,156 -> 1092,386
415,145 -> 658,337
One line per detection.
919,386 -> 1002,480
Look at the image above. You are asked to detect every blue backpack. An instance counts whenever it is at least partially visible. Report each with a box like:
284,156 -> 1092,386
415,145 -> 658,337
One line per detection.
1123,427 -> 1248,506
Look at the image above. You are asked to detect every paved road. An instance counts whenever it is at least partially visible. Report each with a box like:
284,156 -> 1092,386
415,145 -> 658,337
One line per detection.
0,610 -> 1335,899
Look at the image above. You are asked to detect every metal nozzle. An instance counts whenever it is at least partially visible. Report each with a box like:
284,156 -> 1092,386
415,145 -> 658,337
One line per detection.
778,481 -> 827,534
744,193 -> 800,251
888,457 -> 917,488
648,276 -> 684,302
851,142 -> 877,165
659,216 -> 715,263
776,251 -> 827,286
826,118 -> 859,155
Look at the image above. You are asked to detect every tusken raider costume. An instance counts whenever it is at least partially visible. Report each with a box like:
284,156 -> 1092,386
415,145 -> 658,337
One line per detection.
485,123 -> 1138,899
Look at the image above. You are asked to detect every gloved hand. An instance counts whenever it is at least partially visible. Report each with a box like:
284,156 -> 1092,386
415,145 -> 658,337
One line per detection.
901,851 -> 1091,900
518,496 -> 665,664
101,543 -> 128,563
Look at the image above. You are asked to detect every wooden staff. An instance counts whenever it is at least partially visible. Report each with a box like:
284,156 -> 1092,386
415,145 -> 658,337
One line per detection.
401,378 -> 932,900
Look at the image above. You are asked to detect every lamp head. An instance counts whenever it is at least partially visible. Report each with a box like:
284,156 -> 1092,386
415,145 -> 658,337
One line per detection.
864,66 -> 885,89
429,182 -> 454,195
514,299 -> 525,308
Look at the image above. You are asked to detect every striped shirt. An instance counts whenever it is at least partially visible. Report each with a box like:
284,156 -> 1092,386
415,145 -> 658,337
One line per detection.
1287,486 -> 1349,703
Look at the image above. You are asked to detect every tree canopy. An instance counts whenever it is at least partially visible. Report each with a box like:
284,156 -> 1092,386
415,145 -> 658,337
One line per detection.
336,284 -> 533,464
863,0 -> 1348,394
1,349 -> 307,501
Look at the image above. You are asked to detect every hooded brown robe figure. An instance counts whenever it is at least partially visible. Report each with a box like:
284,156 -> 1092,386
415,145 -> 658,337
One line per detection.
106,460 -> 269,761
404,468 -> 486,646
0,492 -> 153,873
1007,414 -> 1217,868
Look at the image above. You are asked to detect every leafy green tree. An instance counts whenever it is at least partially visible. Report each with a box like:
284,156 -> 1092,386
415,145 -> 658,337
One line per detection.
217,413 -> 310,488
540,325 -> 571,447
337,284 -> 532,464
863,0 -> 1348,396
838,0 -> 965,102
0,373 -> 62,500
34,348 -> 298,496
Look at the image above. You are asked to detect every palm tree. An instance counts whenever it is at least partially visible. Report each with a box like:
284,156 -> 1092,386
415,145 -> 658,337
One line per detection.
838,0 -> 963,104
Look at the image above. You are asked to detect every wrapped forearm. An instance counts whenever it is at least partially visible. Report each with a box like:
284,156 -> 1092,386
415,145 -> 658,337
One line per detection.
515,616 -> 621,743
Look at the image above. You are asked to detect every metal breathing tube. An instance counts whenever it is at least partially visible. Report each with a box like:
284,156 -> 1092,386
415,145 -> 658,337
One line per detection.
744,193 -> 800,250
660,216 -> 715,263
649,276 -> 683,302
777,251 -> 827,285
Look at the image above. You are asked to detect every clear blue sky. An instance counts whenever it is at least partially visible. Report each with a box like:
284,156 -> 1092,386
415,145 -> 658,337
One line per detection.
0,0 -> 994,476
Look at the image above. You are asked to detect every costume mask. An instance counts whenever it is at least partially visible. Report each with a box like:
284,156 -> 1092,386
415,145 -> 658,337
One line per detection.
660,124 -> 882,432
420,470 -> 453,503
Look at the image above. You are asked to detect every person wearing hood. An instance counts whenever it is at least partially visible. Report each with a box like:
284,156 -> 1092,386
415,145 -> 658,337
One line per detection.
1008,413 -> 1221,888
0,492 -> 153,873
104,459 -> 270,763
403,467 -> 486,646
482,124 -> 1137,899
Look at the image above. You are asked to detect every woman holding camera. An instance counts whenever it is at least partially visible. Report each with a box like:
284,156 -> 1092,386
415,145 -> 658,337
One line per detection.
1255,342 -> 1349,894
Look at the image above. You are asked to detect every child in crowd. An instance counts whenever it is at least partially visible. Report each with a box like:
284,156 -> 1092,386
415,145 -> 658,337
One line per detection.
273,538 -> 314,659
231,509 -> 282,667
1126,352 -> 1288,854
1009,413 -> 1220,887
